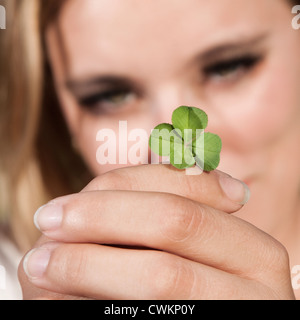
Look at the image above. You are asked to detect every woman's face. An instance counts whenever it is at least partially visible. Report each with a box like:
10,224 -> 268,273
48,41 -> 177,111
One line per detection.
47,0 -> 300,227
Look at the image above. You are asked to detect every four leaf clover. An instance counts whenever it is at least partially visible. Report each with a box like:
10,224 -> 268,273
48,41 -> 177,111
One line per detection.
149,106 -> 222,171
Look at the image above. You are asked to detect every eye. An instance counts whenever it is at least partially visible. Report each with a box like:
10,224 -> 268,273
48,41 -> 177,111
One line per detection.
78,88 -> 134,115
203,55 -> 262,83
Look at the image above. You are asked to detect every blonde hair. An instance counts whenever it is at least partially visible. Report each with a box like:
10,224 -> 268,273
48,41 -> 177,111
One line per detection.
0,0 -> 91,252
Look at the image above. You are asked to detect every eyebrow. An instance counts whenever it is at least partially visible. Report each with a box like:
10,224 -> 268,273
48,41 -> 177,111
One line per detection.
195,32 -> 269,65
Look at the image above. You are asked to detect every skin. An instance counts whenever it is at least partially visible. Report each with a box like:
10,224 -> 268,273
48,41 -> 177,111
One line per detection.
19,0 -> 300,299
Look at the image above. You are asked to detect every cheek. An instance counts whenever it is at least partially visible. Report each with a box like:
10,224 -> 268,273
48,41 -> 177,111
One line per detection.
74,116 -> 121,176
75,117 -> 102,176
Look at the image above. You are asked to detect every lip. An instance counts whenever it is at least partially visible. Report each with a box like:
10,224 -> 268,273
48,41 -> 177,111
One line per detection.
243,176 -> 256,187
244,179 -> 251,186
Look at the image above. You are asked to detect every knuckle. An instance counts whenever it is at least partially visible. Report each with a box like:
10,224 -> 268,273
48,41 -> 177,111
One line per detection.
149,253 -> 195,299
59,193 -> 109,231
60,202 -> 76,224
94,171 -> 123,190
89,169 -> 133,191
50,245 -> 88,288
255,237 -> 290,282
58,200 -> 86,233
159,197 -> 204,242
268,240 -> 290,273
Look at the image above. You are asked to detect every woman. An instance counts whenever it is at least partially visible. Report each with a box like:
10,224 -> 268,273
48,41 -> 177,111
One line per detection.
1,0 -> 300,300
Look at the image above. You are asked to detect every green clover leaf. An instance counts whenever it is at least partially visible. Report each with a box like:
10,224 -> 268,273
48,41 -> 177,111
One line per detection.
172,106 -> 208,140
149,106 -> 222,172
193,132 -> 222,172
148,123 -> 174,157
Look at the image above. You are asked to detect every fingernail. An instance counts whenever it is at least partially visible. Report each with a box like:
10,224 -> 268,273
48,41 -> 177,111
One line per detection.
23,247 -> 51,279
34,203 -> 63,232
219,174 -> 251,205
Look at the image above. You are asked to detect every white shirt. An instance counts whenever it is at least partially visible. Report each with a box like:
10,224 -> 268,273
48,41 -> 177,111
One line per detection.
0,233 -> 23,300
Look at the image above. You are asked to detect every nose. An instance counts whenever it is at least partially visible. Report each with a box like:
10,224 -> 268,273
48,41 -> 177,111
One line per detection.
149,84 -> 184,124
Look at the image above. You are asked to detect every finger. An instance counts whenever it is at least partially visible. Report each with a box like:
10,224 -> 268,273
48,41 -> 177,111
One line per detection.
34,191 -> 290,286
22,242 -> 280,300
18,235 -> 93,300
81,164 -> 250,213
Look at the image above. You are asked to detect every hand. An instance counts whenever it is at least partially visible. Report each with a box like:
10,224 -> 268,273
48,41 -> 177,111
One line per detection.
19,165 -> 295,300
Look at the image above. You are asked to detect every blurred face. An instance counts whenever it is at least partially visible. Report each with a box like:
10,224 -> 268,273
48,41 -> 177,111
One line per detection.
47,0 -> 300,229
